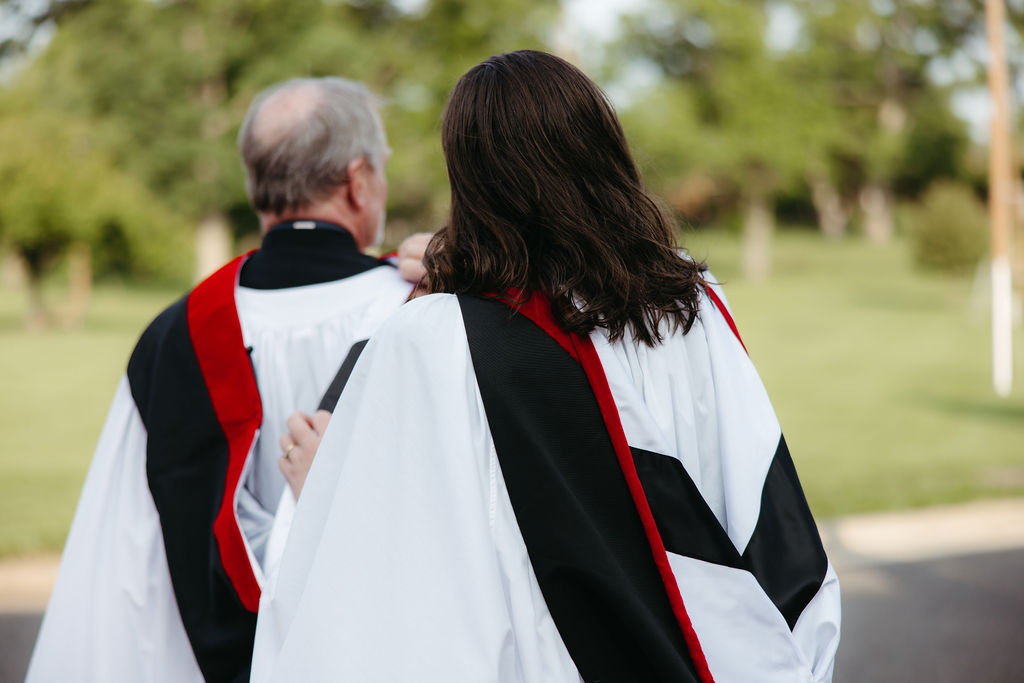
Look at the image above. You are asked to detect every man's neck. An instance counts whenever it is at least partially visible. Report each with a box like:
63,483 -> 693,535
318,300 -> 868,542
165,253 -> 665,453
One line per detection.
265,218 -> 350,234
259,204 -> 361,247
261,212 -> 347,231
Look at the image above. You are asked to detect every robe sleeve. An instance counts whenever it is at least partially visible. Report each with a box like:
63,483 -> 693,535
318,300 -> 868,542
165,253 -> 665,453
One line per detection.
796,563 -> 841,683
25,376 -> 203,683
251,294 -> 581,683
688,285 -> 842,682
705,282 -> 842,683
259,486 -> 296,586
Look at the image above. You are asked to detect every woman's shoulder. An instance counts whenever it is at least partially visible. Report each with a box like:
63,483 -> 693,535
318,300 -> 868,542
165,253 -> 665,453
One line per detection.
382,292 -> 459,326
369,293 -> 464,350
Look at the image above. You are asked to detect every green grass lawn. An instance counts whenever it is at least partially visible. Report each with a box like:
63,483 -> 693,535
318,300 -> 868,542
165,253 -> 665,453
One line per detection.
1,231 -> 1022,557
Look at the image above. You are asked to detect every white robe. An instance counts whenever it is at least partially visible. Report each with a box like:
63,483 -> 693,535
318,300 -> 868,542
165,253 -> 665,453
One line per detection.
251,289 -> 841,683
26,266 -> 411,683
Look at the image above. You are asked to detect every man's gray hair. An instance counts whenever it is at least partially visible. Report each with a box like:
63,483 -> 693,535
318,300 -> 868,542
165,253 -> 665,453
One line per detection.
238,77 -> 388,215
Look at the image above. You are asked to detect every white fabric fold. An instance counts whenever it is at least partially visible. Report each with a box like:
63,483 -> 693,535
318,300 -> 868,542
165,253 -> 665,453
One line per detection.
26,377 -> 204,683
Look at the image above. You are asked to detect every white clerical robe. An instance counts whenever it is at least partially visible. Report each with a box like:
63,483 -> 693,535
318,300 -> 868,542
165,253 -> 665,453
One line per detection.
27,263 -> 411,683
251,284 -> 841,683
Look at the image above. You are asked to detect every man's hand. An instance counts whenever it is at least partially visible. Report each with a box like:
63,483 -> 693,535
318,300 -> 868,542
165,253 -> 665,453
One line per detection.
396,231 -> 432,285
279,410 -> 332,498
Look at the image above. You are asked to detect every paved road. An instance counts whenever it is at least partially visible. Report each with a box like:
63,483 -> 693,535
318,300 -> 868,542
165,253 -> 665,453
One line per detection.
3,500 -> 1022,683
0,613 -> 39,683
833,547 -> 1024,683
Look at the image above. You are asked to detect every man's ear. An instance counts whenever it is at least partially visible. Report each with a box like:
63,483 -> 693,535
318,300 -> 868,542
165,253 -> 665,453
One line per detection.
346,157 -> 368,209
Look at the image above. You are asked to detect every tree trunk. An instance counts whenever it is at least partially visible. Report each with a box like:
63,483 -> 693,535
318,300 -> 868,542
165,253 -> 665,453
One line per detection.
859,183 -> 894,245
741,192 -> 774,282
194,212 -> 232,282
1,249 -> 27,289
22,257 -> 49,332
16,243 -> 63,330
64,241 -> 92,328
807,170 -> 848,239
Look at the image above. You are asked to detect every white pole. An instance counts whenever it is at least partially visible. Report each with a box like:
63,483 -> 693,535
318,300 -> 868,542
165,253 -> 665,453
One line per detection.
986,0 -> 1014,397
993,256 -> 1013,396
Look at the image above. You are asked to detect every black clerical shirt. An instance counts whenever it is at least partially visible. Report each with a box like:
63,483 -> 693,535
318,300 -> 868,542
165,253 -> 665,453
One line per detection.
239,220 -> 385,289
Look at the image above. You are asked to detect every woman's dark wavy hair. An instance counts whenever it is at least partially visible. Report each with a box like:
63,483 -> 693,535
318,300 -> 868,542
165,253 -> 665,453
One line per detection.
425,49 -> 705,346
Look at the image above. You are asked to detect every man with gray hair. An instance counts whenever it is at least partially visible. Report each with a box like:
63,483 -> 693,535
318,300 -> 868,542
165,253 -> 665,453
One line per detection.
27,77 -> 426,683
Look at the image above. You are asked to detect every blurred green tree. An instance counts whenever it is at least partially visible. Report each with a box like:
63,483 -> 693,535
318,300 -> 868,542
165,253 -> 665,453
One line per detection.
792,0 -> 975,245
0,111 -> 188,328
14,0 -> 350,279
618,0 -> 836,280
5,0 -> 557,287
615,0 -> 981,269
905,180 -> 988,273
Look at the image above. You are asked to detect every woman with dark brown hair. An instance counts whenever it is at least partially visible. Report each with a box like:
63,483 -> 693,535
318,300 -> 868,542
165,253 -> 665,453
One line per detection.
426,49 -> 705,347
252,50 -> 840,683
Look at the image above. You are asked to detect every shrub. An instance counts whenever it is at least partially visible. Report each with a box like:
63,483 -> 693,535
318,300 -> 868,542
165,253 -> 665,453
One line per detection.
905,181 -> 988,274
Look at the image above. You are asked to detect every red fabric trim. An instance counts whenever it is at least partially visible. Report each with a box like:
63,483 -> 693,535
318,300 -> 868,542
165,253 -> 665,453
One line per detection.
486,291 -> 579,361
704,285 -> 748,355
378,250 -> 399,261
507,291 -> 715,683
186,253 -> 262,613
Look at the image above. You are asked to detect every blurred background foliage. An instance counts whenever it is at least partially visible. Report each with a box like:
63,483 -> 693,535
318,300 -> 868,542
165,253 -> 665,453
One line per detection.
1,0 -> 1023,553
0,0 -> 1021,309
1,0 -> 557,314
